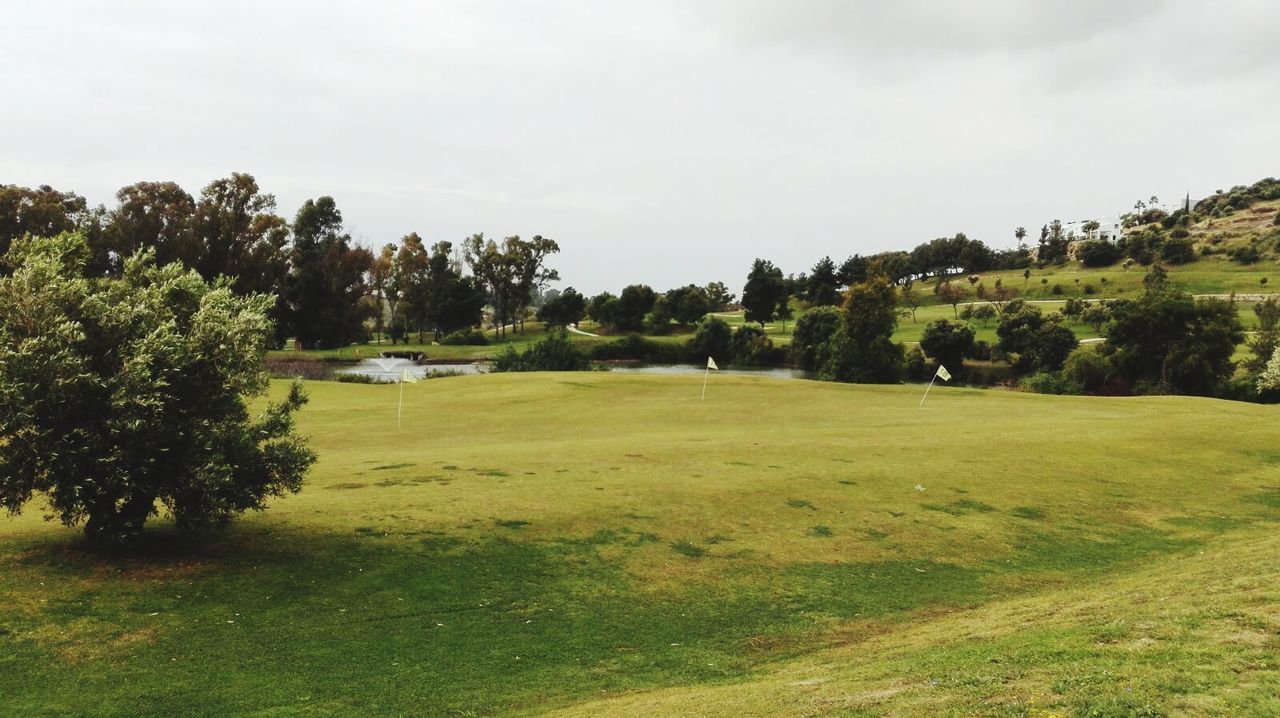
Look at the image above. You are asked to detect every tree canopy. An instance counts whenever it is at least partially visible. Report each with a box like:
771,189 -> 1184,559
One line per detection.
0,233 -> 316,546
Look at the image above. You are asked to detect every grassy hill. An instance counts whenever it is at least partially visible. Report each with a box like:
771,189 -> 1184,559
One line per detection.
2,374 -> 1278,715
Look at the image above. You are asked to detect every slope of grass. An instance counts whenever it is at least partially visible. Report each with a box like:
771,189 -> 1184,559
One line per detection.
2,375 -> 1277,715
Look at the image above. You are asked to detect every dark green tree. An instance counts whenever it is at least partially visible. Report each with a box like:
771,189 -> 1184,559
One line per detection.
742,258 -> 785,327
821,277 -> 904,383
0,233 -> 315,546
287,197 -> 373,348
806,256 -> 842,306
920,319 -> 976,375
1103,278 -> 1243,394
537,286 -> 587,328
996,304 -> 1077,372
790,306 -> 840,372
688,317 -> 732,367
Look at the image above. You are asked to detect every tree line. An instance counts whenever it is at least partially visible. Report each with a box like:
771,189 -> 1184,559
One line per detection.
0,176 -> 561,349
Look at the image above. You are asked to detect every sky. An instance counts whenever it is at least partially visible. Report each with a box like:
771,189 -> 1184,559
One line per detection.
3,1 -> 1279,295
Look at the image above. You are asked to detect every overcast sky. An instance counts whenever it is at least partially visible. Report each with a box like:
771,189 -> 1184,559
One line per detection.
3,1 -> 1278,294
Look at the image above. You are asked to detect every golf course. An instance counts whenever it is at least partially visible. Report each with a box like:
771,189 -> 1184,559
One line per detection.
3,373 -> 1277,716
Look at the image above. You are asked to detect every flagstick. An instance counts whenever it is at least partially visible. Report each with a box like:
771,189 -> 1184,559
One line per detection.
701,365 -> 710,401
918,374 -> 938,407
398,376 -> 405,430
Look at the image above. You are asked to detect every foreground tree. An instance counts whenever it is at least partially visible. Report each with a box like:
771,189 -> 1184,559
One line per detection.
920,318 -> 976,375
0,233 -> 316,546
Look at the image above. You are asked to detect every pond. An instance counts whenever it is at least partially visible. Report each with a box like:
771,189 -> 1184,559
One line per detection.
337,358 -> 486,382
337,359 -> 812,382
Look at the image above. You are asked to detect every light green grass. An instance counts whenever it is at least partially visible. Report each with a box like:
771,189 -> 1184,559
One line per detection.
2,375 -> 1278,715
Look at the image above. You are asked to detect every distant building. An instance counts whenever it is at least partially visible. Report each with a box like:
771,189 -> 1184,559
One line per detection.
1063,216 -> 1124,243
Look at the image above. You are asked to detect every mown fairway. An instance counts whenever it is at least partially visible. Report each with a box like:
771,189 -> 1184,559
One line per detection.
2,374 -> 1279,716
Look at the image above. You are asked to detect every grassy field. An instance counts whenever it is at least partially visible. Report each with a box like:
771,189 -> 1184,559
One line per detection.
2,374 -> 1278,716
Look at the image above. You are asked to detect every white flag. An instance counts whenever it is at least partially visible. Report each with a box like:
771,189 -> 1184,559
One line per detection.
936,365 -> 951,382
707,356 -> 719,370
401,368 -> 419,384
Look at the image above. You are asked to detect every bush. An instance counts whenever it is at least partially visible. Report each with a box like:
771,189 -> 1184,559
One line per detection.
1019,371 -> 1082,395
1160,236 -> 1196,264
686,318 -> 732,367
1228,244 -> 1262,265
490,331 -> 590,372
1076,239 -> 1121,268
589,333 -> 686,363
919,318 -> 975,374
1062,345 -> 1113,393
439,328 -> 489,345
1051,283 -> 1064,295
790,306 -> 840,371
730,325 -> 782,366
904,345 -> 929,380
1061,297 -> 1087,319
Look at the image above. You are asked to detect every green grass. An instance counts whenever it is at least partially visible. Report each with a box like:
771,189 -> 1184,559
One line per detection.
2,374 -> 1279,715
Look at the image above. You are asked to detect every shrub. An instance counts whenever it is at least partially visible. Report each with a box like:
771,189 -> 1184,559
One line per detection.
919,318 -> 975,375
1019,371 -> 1081,395
1228,244 -> 1261,265
1061,297 -> 1087,319
730,325 -> 781,366
589,333 -> 685,363
686,318 -> 732,367
790,306 -> 840,371
1160,236 -> 1196,264
1076,239 -> 1121,268
439,328 -> 489,345
903,345 -> 929,380
1083,284 -> 1096,295
1051,283 -> 1064,295
490,331 -> 590,372
1062,345 -> 1113,393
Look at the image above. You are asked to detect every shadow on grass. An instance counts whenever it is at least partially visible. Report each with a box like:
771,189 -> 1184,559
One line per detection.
0,518 -> 1210,717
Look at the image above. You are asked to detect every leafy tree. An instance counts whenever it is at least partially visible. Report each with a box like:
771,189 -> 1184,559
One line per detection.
919,319 -> 975,375
837,254 -> 868,286
537,286 -> 587,328
790,306 -> 840,371
1102,276 -> 1243,394
898,281 -> 922,323
665,284 -> 712,325
997,304 -> 1077,372
742,258 -> 785,327
805,256 -> 842,306
1081,303 -> 1112,333
425,240 -> 484,336
821,277 -> 903,383
104,180 -> 198,272
463,233 -> 521,338
688,317 -> 732,366
1160,236 -> 1195,264
614,284 -> 656,332
491,330 -> 589,372
1076,239 -> 1121,268
0,233 -> 315,546
287,197 -> 373,348
730,325 -> 777,366
369,243 -> 396,343
509,235 -> 560,333
776,294 -> 794,332
935,282 -> 965,317
704,281 -> 735,311
587,291 -> 619,328
1061,297 -> 1087,319
0,184 -> 88,266
193,174 -> 291,307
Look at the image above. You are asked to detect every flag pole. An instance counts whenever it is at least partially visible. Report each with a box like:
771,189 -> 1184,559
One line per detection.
918,374 -> 938,407
398,374 -> 405,429
701,365 -> 710,401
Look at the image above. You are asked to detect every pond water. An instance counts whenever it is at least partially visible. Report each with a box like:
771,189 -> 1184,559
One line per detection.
338,358 -> 811,382
338,358 -> 485,382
